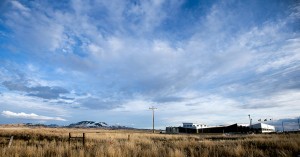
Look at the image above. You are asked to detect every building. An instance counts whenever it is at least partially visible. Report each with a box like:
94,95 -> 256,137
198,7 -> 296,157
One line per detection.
251,123 -> 275,133
179,123 -> 249,134
194,123 -> 249,134
166,122 -> 275,134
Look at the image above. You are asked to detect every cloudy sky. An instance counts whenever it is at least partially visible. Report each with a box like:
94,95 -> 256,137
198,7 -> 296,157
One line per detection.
0,0 -> 299,129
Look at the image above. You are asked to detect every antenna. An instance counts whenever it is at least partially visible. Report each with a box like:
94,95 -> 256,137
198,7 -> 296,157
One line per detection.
149,106 -> 157,133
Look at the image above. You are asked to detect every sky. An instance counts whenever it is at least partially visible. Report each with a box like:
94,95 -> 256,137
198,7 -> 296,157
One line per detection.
0,0 -> 299,130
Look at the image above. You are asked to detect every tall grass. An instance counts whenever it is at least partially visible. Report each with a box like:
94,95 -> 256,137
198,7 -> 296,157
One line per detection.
0,127 -> 299,157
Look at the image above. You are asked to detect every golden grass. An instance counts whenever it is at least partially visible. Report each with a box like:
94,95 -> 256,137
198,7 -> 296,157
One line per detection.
0,127 -> 299,157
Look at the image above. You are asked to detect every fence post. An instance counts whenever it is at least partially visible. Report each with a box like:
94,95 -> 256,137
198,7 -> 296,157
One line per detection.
8,136 -> 14,148
128,134 -> 130,141
83,133 -> 85,146
69,133 -> 71,145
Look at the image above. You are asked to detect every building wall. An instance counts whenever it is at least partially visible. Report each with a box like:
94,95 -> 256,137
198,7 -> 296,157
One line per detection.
166,127 -> 179,134
177,124 -> 250,134
200,124 -> 249,133
166,123 -> 275,134
182,123 -> 207,129
251,123 -> 275,133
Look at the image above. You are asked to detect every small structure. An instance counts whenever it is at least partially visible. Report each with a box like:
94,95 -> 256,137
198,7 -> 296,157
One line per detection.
251,123 -> 275,133
166,127 -> 179,134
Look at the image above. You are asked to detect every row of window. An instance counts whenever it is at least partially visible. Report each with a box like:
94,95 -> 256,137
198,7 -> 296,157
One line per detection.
184,124 -> 207,127
261,128 -> 274,131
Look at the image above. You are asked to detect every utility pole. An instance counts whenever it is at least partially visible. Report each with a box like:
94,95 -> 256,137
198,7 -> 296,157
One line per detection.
149,106 -> 157,133
282,121 -> 284,132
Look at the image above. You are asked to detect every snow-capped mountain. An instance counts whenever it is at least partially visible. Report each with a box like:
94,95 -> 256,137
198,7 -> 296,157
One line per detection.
68,121 -> 108,128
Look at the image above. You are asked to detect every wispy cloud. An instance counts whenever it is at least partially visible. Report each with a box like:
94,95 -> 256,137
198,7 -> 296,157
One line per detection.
2,111 -> 66,121
0,93 -> 68,117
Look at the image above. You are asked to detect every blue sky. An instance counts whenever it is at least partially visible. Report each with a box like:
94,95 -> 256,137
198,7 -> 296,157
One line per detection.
0,0 -> 299,130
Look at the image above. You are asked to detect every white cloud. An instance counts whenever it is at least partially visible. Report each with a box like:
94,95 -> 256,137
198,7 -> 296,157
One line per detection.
2,111 -> 66,121
27,64 -> 38,72
114,99 -> 154,112
10,1 -> 30,15
115,89 -> 300,127
246,90 -> 300,109
108,37 -> 124,52
88,43 -> 103,57
0,93 -> 68,117
5,7 -> 65,52
256,38 -> 300,73
289,3 -> 300,19
55,68 -> 66,74
152,40 -> 174,54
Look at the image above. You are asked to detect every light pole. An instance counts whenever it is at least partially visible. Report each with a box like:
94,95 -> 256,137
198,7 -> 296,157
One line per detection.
149,106 -> 157,133
248,114 -> 252,129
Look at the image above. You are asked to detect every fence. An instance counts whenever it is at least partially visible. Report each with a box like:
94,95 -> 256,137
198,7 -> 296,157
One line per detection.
69,133 -> 85,146
8,136 -> 13,148
0,136 -> 14,148
68,133 -> 131,146
1,132 -> 132,148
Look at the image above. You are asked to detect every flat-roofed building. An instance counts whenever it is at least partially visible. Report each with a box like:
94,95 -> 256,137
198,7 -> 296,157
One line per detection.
251,123 -> 275,133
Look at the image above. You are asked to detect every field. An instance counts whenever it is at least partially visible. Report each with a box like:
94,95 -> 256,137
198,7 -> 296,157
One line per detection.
0,127 -> 299,157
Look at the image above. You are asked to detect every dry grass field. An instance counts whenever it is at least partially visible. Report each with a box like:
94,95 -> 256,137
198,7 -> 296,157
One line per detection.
0,127 -> 299,157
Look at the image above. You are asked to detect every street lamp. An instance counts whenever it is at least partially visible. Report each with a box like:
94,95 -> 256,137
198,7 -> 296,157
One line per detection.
248,114 -> 252,127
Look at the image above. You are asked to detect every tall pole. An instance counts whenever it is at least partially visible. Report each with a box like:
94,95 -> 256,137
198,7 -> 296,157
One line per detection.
248,115 -> 250,125
282,121 -> 284,132
248,114 -> 252,130
149,106 -> 157,133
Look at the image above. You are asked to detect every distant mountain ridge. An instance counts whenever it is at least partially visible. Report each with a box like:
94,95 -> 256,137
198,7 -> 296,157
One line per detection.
68,121 -> 134,129
68,121 -> 108,128
19,121 -> 134,129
